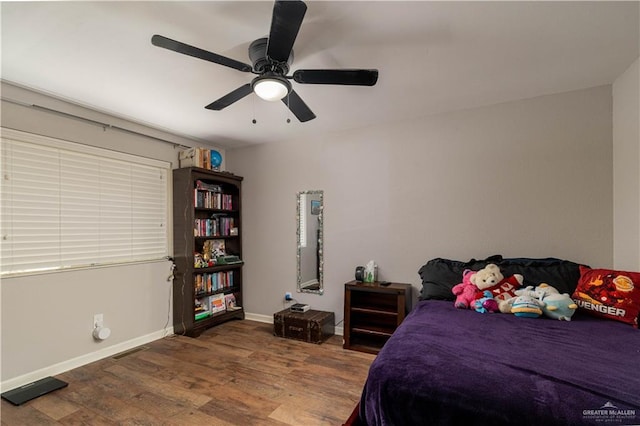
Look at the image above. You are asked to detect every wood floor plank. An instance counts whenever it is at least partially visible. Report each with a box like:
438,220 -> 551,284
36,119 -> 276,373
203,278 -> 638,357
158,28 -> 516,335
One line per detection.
196,383 -> 283,424
56,387 -> 160,423
128,391 -> 194,419
268,403 -> 344,426
246,350 -> 309,373
222,362 -> 289,400
0,400 -> 58,425
104,364 -> 213,408
165,408 -> 238,426
0,319 -> 374,425
133,350 -> 234,386
57,408 -> 115,425
28,393 -> 80,420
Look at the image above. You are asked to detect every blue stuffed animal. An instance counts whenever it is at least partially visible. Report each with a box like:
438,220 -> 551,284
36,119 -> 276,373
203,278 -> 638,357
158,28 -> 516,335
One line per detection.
510,295 -> 543,318
473,290 -> 500,313
535,283 -> 578,320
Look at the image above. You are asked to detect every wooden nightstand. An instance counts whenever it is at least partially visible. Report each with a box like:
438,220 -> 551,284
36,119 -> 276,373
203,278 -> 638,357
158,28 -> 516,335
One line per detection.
343,280 -> 412,354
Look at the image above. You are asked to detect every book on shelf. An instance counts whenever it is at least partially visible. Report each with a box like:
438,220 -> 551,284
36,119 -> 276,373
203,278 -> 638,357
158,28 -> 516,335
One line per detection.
194,270 -> 236,293
204,239 -> 226,258
225,293 -> 241,311
195,310 -> 211,321
194,217 -> 235,237
195,180 -> 222,192
194,299 -> 211,320
194,190 -> 233,210
210,293 -> 226,314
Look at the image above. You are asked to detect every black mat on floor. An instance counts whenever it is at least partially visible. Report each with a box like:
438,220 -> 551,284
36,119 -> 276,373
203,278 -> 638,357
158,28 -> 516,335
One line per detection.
1,376 -> 68,405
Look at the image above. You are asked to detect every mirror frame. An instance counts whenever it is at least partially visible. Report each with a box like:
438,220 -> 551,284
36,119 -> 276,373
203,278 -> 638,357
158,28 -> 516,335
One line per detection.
296,190 -> 324,295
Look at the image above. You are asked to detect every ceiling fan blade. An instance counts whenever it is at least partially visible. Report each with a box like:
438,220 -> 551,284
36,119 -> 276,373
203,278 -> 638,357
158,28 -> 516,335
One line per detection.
293,69 -> 379,86
152,35 -> 252,73
205,84 -> 253,110
266,0 -> 307,63
282,90 -> 316,122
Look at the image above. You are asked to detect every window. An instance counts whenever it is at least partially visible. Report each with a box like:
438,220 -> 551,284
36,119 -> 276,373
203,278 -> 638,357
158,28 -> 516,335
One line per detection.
1,128 -> 170,276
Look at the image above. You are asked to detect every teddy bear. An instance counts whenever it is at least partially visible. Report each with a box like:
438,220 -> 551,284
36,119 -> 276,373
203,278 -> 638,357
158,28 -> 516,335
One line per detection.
470,263 -> 524,313
451,269 -> 481,309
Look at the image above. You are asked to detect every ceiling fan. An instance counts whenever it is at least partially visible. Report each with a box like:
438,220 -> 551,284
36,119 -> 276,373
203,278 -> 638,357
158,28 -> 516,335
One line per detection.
151,0 -> 378,122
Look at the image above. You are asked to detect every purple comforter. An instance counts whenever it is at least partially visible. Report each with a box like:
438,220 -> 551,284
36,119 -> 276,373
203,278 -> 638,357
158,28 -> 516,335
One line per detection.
359,300 -> 640,426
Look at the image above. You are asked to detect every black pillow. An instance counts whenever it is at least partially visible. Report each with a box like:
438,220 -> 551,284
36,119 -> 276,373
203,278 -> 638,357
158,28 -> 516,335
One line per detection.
497,257 -> 585,295
418,255 -> 586,300
418,255 -> 503,300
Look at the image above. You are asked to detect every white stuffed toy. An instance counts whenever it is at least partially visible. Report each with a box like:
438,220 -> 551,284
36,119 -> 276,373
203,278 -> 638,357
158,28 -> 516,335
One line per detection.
470,263 -> 524,313
536,283 -> 578,321
510,295 -> 544,318
505,283 -> 578,320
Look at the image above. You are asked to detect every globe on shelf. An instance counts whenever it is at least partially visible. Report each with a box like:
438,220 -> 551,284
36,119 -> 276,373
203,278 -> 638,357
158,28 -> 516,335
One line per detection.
211,150 -> 222,168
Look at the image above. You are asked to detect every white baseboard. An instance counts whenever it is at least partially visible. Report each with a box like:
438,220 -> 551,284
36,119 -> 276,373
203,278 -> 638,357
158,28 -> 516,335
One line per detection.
0,327 -> 174,393
244,312 -> 343,336
244,312 -> 273,324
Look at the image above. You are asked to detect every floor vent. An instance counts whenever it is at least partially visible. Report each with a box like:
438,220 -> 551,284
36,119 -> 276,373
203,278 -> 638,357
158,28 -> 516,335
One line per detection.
112,346 -> 149,360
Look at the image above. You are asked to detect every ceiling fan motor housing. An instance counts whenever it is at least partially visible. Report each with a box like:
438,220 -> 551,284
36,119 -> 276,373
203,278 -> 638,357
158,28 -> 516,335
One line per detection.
151,0 -> 376,122
249,37 -> 293,74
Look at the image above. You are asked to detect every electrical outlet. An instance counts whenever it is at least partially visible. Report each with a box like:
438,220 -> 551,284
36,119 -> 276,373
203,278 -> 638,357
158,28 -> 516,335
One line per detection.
94,313 -> 104,328
285,292 -> 292,301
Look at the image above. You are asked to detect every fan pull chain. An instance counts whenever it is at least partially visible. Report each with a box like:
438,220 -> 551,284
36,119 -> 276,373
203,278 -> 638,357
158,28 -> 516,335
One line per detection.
286,92 -> 291,124
252,92 -> 257,124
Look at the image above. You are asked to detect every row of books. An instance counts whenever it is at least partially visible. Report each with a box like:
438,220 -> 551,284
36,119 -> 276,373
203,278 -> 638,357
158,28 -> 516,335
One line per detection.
195,180 -> 222,192
194,270 -> 235,295
194,293 -> 241,321
194,217 -> 235,237
195,189 -> 233,210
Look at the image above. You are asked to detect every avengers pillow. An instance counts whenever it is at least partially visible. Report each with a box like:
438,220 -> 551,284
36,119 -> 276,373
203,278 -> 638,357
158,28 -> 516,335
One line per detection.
572,266 -> 640,327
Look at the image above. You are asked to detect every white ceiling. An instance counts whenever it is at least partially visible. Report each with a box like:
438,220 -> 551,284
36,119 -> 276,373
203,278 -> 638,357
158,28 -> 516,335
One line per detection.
1,1 -> 638,149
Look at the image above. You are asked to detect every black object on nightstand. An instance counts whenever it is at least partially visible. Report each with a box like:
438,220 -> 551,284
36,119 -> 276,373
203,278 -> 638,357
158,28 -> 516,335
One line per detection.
343,280 -> 412,354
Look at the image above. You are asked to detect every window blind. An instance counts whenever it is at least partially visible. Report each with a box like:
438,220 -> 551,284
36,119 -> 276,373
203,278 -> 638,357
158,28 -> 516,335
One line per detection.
1,128 -> 169,276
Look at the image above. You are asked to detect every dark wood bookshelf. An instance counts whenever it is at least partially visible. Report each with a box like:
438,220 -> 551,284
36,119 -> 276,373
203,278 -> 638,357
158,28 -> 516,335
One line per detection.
173,167 -> 244,337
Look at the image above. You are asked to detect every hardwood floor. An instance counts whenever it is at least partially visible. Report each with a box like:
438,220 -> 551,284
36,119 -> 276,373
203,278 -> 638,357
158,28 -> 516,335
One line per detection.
1,320 -> 375,425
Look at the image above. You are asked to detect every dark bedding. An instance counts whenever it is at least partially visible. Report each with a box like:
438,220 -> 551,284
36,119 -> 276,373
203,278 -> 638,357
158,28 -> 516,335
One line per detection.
359,300 -> 640,426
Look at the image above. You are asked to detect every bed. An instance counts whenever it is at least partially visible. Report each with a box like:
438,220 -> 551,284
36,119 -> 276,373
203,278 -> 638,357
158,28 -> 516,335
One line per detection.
355,256 -> 640,426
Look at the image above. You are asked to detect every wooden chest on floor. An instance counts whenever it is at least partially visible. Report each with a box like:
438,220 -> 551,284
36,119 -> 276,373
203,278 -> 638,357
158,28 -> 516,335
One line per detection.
273,309 -> 335,344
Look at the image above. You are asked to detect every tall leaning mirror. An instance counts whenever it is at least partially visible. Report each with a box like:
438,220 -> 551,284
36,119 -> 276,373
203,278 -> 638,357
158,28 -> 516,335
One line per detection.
297,190 -> 323,294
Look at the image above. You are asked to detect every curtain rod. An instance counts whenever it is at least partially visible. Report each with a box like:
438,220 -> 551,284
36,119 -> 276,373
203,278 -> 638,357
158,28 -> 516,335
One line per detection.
1,97 -> 191,149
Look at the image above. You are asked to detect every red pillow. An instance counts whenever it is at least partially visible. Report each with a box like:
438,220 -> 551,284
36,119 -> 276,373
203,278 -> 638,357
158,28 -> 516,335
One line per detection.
572,266 -> 640,327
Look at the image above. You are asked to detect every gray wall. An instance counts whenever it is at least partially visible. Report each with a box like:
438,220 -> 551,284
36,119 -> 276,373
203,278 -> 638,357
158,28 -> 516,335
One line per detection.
0,82 -> 221,386
613,58 -> 640,271
2,78 -> 631,387
227,85 -> 614,320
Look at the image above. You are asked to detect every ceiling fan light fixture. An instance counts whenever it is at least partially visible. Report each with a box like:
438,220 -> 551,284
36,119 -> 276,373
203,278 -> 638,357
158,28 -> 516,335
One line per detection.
252,75 -> 291,101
